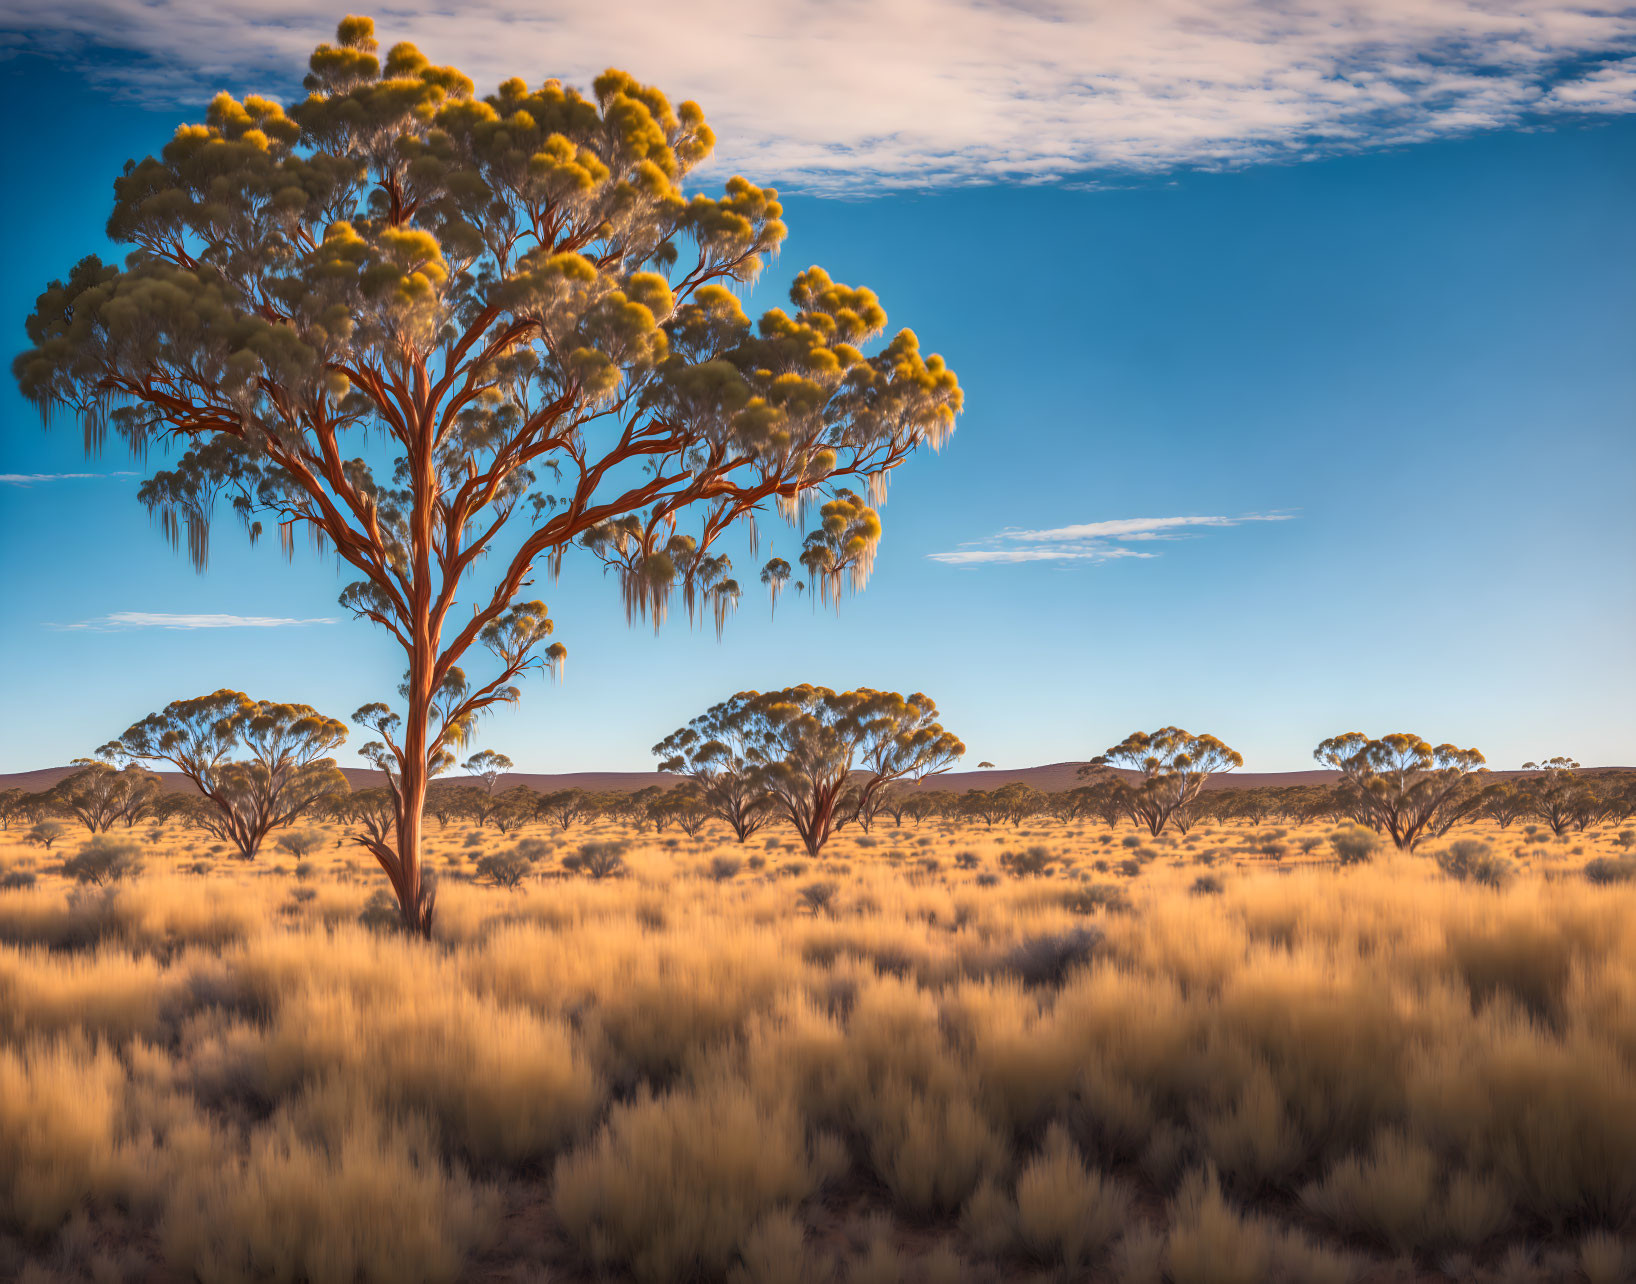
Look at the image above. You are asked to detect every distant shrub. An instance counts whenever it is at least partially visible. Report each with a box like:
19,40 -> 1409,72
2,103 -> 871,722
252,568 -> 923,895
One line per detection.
62,837 -> 143,885
1330,826 -> 1382,866
1062,883 -> 1131,916
359,889 -> 405,932
562,841 -> 627,880
954,851 -> 980,870
1120,835 -> 1143,849
745,854 -> 765,871
1000,846 -> 1055,878
476,849 -> 535,889
1615,830 -> 1635,852
275,829 -> 324,859
854,836 -> 879,848
1298,836 -> 1325,856
797,881 -> 840,917
0,870 -> 37,890
1190,874 -> 1225,896
514,837 -> 551,862
975,872 -> 1000,888
24,821 -> 66,851
1092,859 -> 1110,873
1435,839 -> 1511,888
709,856 -> 743,881
1004,927 -> 1103,987
1116,858 -> 1142,878
1584,857 -> 1636,886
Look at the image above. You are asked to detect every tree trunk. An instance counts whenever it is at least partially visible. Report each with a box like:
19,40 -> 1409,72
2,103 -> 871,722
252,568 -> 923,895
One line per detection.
395,765 -> 431,935
392,665 -> 434,936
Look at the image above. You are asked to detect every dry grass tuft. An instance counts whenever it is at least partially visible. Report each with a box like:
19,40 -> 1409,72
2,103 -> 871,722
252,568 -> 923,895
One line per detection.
552,1082 -> 815,1282
162,1080 -> 495,1284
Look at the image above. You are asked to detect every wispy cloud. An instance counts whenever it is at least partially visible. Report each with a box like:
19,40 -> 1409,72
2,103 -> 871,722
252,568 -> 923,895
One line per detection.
930,512 -> 1294,566
929,546 -> 1158,566
54,612 -> 338,631
1,2 -> 1632,190
0,472 -> 139,486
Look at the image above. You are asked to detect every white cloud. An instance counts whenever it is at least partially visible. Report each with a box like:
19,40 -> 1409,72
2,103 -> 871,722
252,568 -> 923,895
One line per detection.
0,472 -> 139,485
999,514 -> 1296,542
54,612 -> 338,630
931,512 -> 1293,566
1,2 -> 1631,190
928,545 -> 1157,565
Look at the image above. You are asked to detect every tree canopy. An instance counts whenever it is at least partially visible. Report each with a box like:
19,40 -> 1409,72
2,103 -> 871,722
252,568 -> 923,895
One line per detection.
665,685 -> 964,857
16,16 -> 961,932
653,692 -> 778,842
1313,732 -> 1485,851
1081,726 -> 1242,836
51,760 -> 162,832
109,689 -> 348,857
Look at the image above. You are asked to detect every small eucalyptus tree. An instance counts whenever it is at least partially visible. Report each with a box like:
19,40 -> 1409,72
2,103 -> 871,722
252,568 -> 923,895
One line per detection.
992,781 -> 1046,827
1313,732 -> 1486,852
1080,727 -> 1242,836
51,760 -> 162,833
653,692 -> 777,842
459,748 -> 512,825
1477,782 -> 1527,829
675,686 -> 963,858
648,788 -> 711,837
16,17 -> 961,933
109,690 -> 348,858
1520,757 -> 1586,837
0,789 -> 30,830
537,788 -> 592,832
484,790 -> 530,834
463,750 -> 513,797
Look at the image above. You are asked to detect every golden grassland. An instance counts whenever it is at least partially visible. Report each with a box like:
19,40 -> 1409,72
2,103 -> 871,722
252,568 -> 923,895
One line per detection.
1,812 -> 1634,1284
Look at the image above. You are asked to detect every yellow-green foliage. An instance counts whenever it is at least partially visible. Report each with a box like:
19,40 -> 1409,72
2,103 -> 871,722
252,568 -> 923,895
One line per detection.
0,811 -> 1632,1278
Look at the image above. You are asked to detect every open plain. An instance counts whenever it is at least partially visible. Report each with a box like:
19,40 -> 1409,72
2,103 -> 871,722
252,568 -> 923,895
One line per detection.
3,807 -> 1634,1284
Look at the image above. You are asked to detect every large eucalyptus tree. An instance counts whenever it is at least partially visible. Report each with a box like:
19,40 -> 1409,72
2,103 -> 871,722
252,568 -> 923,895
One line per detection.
16,17 -> 962,932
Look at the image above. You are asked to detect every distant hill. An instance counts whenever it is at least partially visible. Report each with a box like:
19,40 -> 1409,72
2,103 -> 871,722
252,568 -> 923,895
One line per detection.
4,761 -> 1628,796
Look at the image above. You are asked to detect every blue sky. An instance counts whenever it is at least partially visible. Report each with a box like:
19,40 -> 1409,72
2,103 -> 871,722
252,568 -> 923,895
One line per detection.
1,9 -> 1633,774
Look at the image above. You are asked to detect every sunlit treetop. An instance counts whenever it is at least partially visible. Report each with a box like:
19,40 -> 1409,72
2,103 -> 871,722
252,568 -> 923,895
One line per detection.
16,14 -> 959,611
1314,731 -> 1487,851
